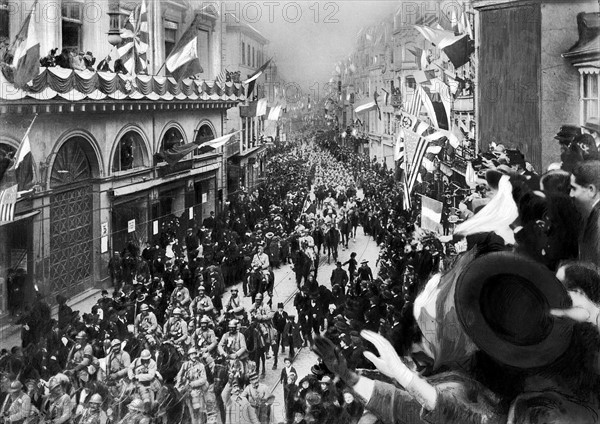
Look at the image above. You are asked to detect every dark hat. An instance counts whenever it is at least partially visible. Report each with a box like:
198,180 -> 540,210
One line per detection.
277,302 -> 284,308
455,251 -> 573,369
554,124 -> 581,144
310,364 -> 326,376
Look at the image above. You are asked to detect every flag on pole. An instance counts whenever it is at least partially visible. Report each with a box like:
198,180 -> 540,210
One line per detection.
0,185 -> 18,223
406,84 -> 424,117
354,97 -> 378,114
243,58 -> 272,98
199,130 -> 242,150
414,25 -> 458,48
216,68 -> 228,84
166,15 -> 203,81
407,136 -> 430,192
10,0 -> 40,88
267,105 -> 282,120
14,130 -> 34,192
256,98 -> 268,117
397,111 -> 430,136
421,196 -> 444,232
394,128 -> 406,162
440,34 -> 474,69
118,0 -> 149,75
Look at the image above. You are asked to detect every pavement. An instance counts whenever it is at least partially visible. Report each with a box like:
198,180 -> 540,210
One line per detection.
0,189 -> 382,422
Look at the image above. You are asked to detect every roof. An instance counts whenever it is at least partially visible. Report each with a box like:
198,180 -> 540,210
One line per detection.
0,67 -> 247,102
563,12 -> 600,65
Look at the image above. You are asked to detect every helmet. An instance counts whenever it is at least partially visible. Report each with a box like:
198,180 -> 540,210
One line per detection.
111,339 -> 121,347
8,381 -> 22,393
173,308 -> 182,316
188,347 -> 198,356
228,319 -> 238,328
76,331 -> 87,339
140,349 -> 152,360
200,316 -> 210,324
128,399 -> 145,412
89,394 -> 103,404
140,304 -> 149,312
48,378 -> 61,391
198,286 -> 205,292
255,293 -> 263,300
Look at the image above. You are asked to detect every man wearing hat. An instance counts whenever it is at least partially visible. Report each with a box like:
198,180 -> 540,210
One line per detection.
128,349 -> 158,408
134,304 -> 158,348
241,371 -> 274,424
217,319 -> 248,362
103,339 -> 131,386
78,393 -> 107,424
192,316 -> 218,357
570,160 -> 600,268
66,331 -> 96,375
163,308 -> 189,349
224,288 -> 245,319
120,399 -> 150,424
43,376 -> 72,424
175,347 -> 208,421
170,279 -> 191,310
223,382 -> 260,424
251,244 -> 271,282
190,285 -> 215,319
330,262 -> 349,293
271,303 -> 288,370
185,227 -> 200,263
4,380 -> 32,424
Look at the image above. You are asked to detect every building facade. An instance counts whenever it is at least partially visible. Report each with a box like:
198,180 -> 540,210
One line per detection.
0,0 -> 245,311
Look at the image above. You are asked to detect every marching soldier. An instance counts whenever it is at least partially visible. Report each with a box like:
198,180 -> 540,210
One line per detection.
191,316 -> 218,357
127,349 -> 158,409
163,308 -> 189,350
175,348 -> 208,424
77,394 -> 107,424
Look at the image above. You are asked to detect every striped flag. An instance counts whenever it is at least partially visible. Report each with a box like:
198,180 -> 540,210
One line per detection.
407,136 -> 430,192
244,58 -> 272,99
0,184 -> 18,223
10,0 -> 40,88
406,84 -> 424,117
118,0 -> 149,75
421,196 -> 444,233
166,15 -> 203,81
394,128 -> 406,162
216,69 -> 228,84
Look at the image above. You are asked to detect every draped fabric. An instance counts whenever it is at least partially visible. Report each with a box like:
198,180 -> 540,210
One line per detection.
0,67 -> 246,102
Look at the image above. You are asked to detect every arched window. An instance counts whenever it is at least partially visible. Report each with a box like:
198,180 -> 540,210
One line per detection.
194,124 -> 215,155
112,131 -> 147,172
50,137 -> 94,188
0,143 -> 17,182
162,127 -> 185,152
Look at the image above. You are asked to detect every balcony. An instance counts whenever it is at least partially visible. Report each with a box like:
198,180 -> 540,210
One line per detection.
225,136 -> 241,157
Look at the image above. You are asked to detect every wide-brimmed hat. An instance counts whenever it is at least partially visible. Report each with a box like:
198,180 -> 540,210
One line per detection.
582,116 -> 600,134
554,124 -> 581,144
455,251 -> 573,369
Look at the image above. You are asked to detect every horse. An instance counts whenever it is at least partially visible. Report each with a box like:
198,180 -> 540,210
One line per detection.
324,226 -> 341,264
243,322 -> 269,377
312,227 -> 324,255
245,268 -> 274,307
349,210 -> 360,239
156,341 -> 183,385
292,249 -> 313,288
154,384 -> 187,424
338,216 -> 351,249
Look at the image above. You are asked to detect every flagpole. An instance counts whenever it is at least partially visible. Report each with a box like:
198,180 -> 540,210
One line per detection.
12,113 -> 38,170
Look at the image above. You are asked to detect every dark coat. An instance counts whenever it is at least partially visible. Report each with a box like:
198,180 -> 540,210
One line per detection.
580,202 -> 600,268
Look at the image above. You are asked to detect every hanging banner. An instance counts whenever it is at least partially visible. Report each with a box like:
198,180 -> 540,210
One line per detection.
420,195 -> 444,233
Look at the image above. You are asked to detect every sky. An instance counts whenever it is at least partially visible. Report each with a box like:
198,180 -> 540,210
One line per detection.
223,1 -> 399,96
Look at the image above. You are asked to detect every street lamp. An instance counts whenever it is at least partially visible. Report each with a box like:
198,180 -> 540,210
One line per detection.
107,0 -> 123,47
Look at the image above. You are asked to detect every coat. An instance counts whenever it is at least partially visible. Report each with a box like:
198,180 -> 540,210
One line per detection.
282,322 -> 303,348
579,201 -> 600,268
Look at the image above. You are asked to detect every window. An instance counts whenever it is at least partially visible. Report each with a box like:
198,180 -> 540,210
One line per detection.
62,1 -> 83,52
247,45 -> 251,67
242,41 -> 245,65
582,72 -> 599,124
0,0 -> 9,40
194,124 -> 215,155
252,46 -> 255,68
164,20 -> 179,58
112,131 -> 147,172
162,128 -> 184,152
197,29 -> 209,75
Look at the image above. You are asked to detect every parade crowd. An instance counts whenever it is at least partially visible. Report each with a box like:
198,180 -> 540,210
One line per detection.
1,118 -> 600,424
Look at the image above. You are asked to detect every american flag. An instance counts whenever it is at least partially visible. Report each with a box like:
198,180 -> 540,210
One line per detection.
406,84 -> 424,117
117,0 -> 149,75
407,135 -> 430,193
216,69 -> 228,84
0,184 -> 17,223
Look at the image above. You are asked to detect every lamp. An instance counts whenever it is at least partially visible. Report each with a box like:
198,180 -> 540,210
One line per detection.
107,0 -> 123,47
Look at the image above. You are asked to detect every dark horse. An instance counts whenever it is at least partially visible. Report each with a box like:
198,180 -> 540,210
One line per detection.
312,227 -> 325,255
243,322 -> 269,377
324,226 -> 341,264
156,342 -> 183,384
246,268 -> 274,307
292,249 -> 313,288
154,384 -> 187,424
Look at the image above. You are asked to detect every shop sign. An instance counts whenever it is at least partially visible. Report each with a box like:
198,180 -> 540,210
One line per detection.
128,219 -> 136,233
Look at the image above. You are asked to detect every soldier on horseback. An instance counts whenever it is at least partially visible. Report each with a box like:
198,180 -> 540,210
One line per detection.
175,347 -> 208,424
251,245 -> 271,282
66,331 -> 97,377
224,289 -> 245,320
3,381 -> 35,424
103,339 -> 130,387
42,376 -> 72,424
217,320 -> 248,362
189,286 -> 214,321
134,304 -> 159,350
117,399 -> 150,424
77,393 -> 107,424
170,279 -> 191,318
163,308 -> 188,352
191,316 -> 218,358
127,349 -> 159,409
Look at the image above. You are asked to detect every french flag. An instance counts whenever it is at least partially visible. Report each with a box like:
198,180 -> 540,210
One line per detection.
11,1 -> 40,88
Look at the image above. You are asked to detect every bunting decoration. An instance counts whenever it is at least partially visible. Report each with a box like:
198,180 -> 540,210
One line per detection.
118,0 -> 149,75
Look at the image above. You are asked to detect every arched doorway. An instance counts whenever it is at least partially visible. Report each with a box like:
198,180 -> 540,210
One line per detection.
49,136 -> 98,299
